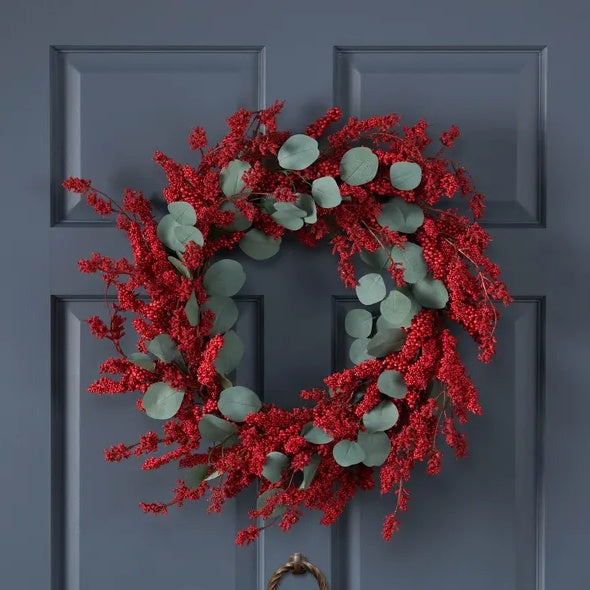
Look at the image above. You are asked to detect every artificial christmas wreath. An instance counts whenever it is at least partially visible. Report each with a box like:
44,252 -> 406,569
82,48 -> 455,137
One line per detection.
63,101 -> 511,545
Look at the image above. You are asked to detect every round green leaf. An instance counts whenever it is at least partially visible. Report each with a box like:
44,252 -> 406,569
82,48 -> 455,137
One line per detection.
345,308 -> 373,338
203,259 -> 246,297
147,333 -> 179,363
185,291 -> 199,326
363,400 -> 399,433
256,488 -> 286,518
360,247 -> 391,271
218,386 -> 262,422
333,440 -> 366,467
277,134 -> 320,170
367,328 -> 406,358
198,414 -> 238,441
157,214 -> 184,251
412,275 -> 449,309
299,454 -> 321,489
167,255 -> 192,278
398,200 -> 424,233
174,224 -> 204,250
391,242 -> 428,284
219,201 -> 251,232
168,201 -> 197,225
390,161 -> 422,190
377,201 -> 405,232
379,290 -> 412,326
215,330 -> 244,375
239,228 -> 281,260
143,382 -> 185,420
203,295 -> 238,334
220,159 -> 251,197
296,193 -> 318,223
357,431 -> 391,467
377,370 -> 407,399
349,337 -> 375,365
339,146 -> 379,186
311,176 -> 342,208
302,423 -> 333,444
262,452 -> 290,483
271,209 -> 305,231
356,273 -> 386,305
128,352 -> 155,372
184,464 -> 210,489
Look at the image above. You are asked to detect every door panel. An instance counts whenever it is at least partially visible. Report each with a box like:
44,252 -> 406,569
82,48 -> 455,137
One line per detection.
2,1 -> 589,589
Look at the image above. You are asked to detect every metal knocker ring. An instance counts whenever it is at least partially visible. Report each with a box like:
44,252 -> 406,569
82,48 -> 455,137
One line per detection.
267,553 -> 328,590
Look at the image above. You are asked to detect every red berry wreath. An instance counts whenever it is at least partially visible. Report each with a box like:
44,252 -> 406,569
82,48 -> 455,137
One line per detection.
63,100 -> 511,545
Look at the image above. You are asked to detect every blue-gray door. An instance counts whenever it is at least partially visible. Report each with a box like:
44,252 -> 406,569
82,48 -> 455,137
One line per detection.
2,1 -> 588,589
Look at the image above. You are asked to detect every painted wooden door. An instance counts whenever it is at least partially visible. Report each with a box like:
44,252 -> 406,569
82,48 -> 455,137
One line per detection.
2,1 -> 589,589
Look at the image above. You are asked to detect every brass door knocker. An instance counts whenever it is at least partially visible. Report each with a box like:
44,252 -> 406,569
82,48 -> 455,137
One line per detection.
267,553 -> 328,589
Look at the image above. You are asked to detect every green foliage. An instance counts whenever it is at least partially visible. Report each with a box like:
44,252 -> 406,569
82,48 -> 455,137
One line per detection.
345,308 -> 373,338
339,147 -> 378,186
367,328 -> 406,357
203,259 -> 246,297
143,382 -> 185,420
203,296 -> 238,334
302,423 -> 333,444
198,414 -> 238,441
390,161 -> 422,190
333,440 -> 366,466
377,370 -> 407,399
277,134 -> 320,170
357,431 -> 391,466
362,400 -> 399,432
239,228 -> 281,260
412,275 -> 449,309
128,352 -> 155,372
219,160 -> 251,197
311,176 -> 342,208
217,386 -> 262,422
214,331 -> 244,375
356,273 -> 386,305
185,291 -> 199,326
262,452 -> 290,483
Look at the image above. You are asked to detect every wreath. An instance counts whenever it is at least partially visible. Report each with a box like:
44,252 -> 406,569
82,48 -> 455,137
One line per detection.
63,101 -> 511,545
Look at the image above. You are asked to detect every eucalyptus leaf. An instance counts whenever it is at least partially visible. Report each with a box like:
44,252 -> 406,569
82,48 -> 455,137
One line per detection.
203,296 -> 238,334
220,159 -> 251,197
377,370 -> 407,399
167,255 -> 192,278
168,201 -> 197,226
277,134 -> 320,170
143,382 -> 184,420
367,328 -> 406,358
377,200 -> 405,232
198,414 -> 238,441
219,201 -> 251,232
157,214 -> 184,251
345,308 -> 373,338
391,242 -> 428,284
215,330 -> 244,375
349,337 -> 375,365
359,247 -> 391,271
262,452 -> 290,483
174,224 -> 204,250
333,440 -> 366,467
357,431 -> 391,467
185,291 -> 199,326
302,423 -> 333,444
128,352 -> 155,372
218,386 -> 262,422
239,228 -> 281,260
271,210 -> 305,231
299,454 -> 321,489
339,146 -> 379,186
147,333 -> 179,363
203,259 -> 246,297
412,275 -> 449,309
256,488 -> 286,518
296,193 -> 318,224
356,273 -> 387,305
390,161 -> 422,190
184,464 -> 209,489
379,290 -> 412,326
311,176 -> 342,208
363,400 -> 399,433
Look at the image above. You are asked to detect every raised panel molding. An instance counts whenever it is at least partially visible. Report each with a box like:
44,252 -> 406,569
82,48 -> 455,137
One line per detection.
330,296 -> 545,590
50,46 -> 265,226
51,296 -> 263,590
334,47 -> 547,227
